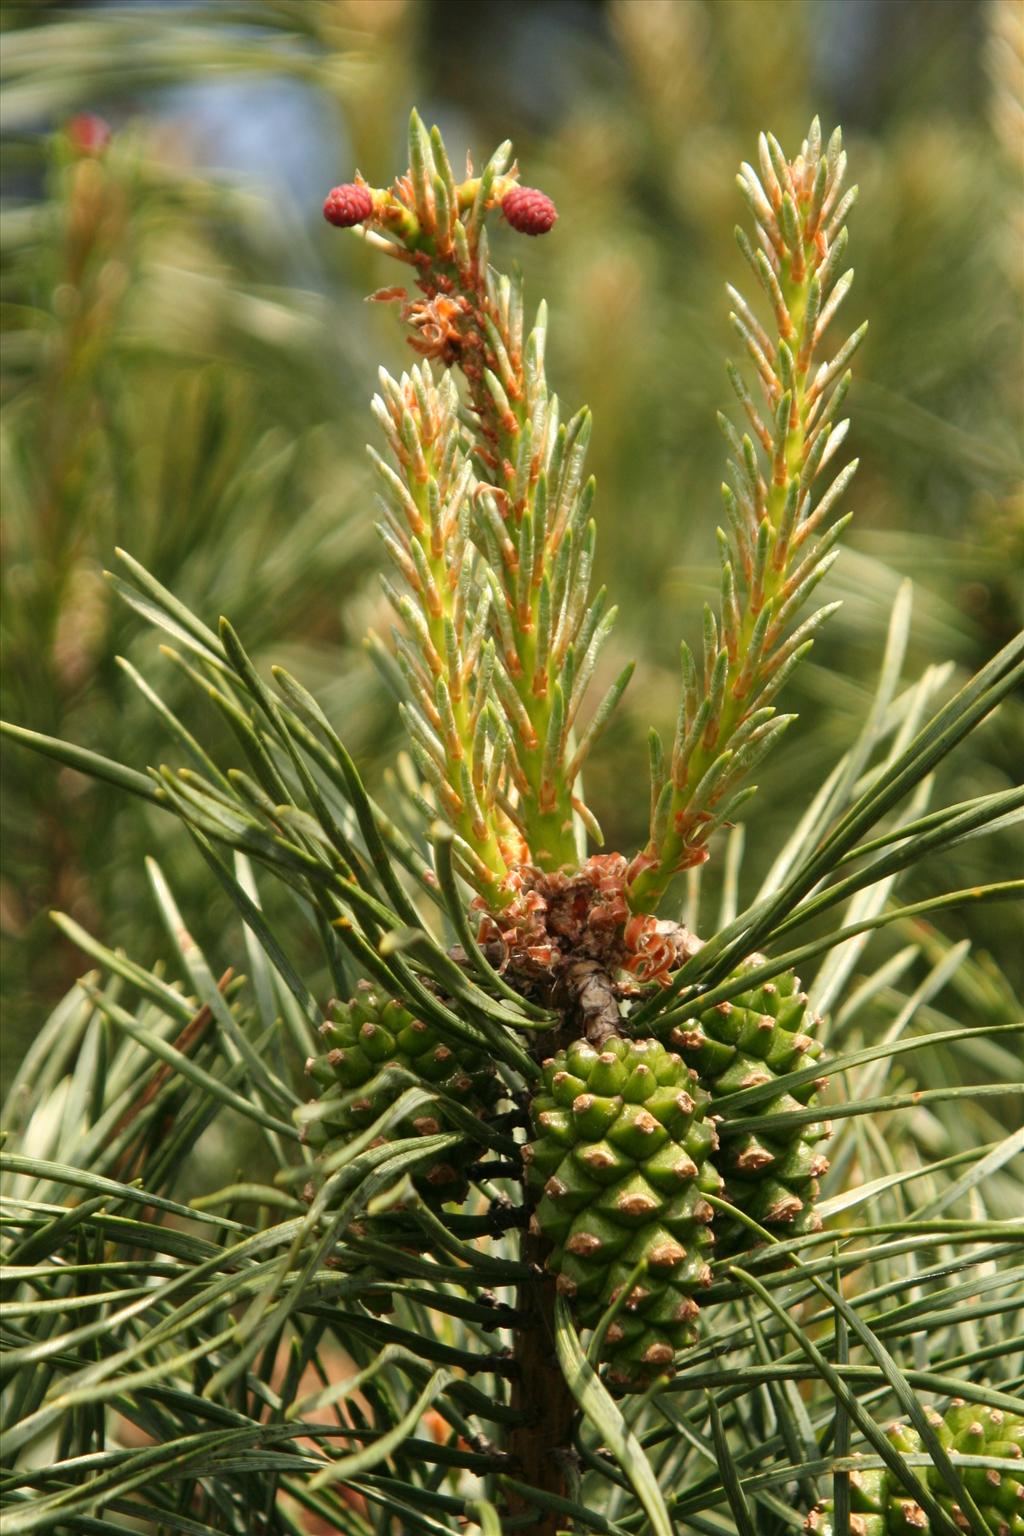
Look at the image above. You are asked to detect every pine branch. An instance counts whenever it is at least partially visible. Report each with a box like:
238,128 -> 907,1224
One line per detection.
4,93 -> 1023,1536
626,120 -> 865,913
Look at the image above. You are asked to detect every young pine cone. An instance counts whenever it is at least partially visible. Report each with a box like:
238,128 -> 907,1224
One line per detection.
303,986 -> 503,1204
525,1035 -> 720,1390
805,1400 -> 1024,1535
672,962 -> 830,1248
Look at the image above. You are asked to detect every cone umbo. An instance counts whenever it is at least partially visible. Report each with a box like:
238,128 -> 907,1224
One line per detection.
805,1400 -> 1024,1534
303,983 -> 504,1203
525,1034 -> 721,1390
670,960 -> 830,1248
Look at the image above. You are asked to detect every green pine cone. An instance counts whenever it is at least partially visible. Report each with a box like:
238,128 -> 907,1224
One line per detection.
671,959 -> 830,1248
805,1464 -> 889,1536
805,1401 -> 1024,1535
302,984 -> 503,1203
525,1035 -> 721,1391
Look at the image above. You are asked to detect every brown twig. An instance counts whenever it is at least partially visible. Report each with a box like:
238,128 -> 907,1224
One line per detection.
111,968 -> 232,1182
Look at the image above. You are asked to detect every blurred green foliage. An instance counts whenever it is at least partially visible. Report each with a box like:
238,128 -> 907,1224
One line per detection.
2,0 -> 1021,1074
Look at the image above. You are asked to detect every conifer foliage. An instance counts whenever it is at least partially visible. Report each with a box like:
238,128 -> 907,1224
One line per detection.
2,110 -> 1022,1536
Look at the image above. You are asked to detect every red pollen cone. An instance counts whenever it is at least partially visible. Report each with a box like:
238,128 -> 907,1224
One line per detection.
323,183 -> 373,228
67,114 -> 112,155
501,185 -> 558,236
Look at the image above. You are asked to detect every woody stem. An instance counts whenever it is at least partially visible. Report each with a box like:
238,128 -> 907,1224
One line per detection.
506,1231 -> 577,1533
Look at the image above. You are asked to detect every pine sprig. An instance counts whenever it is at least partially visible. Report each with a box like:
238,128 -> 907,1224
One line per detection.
365,361 -> 513,903
627,120 -> 865,913
330,110 -> 631,882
